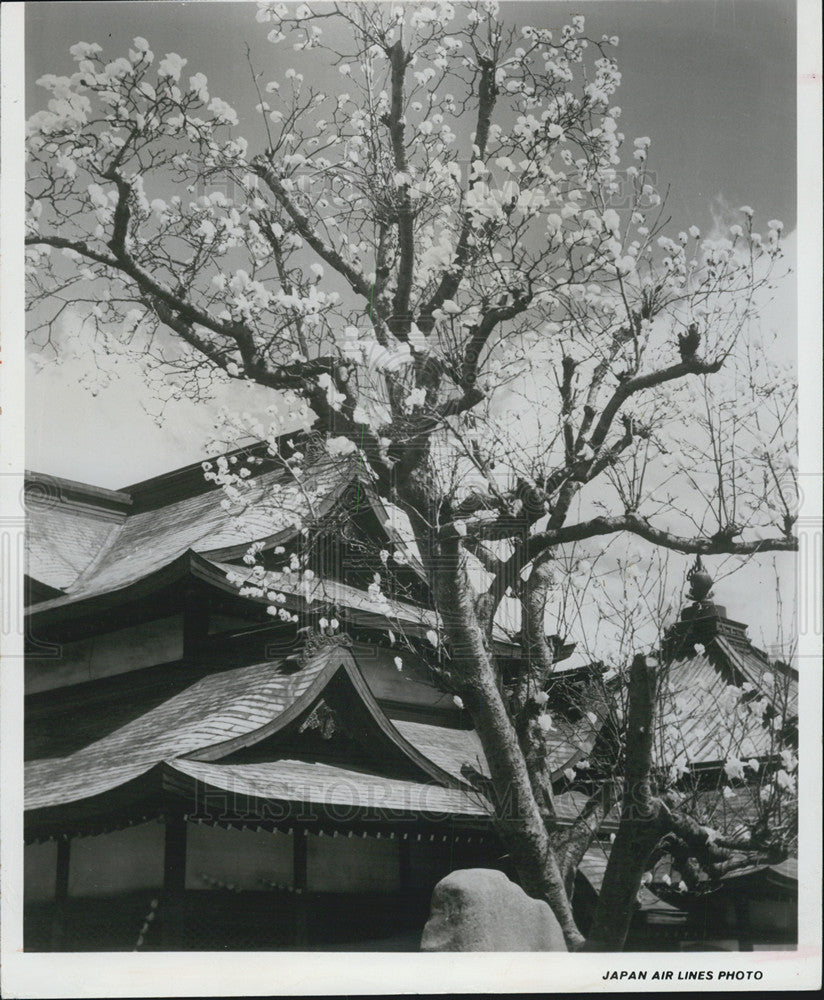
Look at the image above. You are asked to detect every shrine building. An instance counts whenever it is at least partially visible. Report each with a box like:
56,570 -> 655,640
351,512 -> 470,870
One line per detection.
23,436 -> 797,951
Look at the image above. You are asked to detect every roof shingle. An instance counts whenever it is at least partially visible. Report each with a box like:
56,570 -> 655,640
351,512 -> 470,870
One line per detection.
25,455 -> 354,605
26,653 -> 328,811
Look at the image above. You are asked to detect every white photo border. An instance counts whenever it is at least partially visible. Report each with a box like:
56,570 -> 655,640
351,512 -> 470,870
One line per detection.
2,1 -> 821,994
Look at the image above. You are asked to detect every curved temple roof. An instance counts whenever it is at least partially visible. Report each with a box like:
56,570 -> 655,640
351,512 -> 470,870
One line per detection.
26,647 -> 490,836
25,453 -> 357,600
26,642 -> 594,842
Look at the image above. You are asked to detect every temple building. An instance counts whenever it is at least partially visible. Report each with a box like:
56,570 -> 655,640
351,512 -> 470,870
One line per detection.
23,437 -> 797,951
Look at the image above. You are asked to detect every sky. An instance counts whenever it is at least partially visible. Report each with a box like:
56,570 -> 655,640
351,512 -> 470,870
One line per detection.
25,0 -> 798,237
25,0 -> 798,485
22,1 -> 801,648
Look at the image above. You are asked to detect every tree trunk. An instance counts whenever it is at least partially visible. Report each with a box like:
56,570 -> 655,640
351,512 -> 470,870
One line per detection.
428,535 -> 585,949
513,554 -> 558,818
584,654 -> 661,951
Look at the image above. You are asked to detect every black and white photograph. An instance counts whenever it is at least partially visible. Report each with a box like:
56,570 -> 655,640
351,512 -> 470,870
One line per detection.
1,0 -> 821,994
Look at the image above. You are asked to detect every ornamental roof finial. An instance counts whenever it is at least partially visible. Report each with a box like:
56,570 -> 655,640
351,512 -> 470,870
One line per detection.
686,555 -> 714,603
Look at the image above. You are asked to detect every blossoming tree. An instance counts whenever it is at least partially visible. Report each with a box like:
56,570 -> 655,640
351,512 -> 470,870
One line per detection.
26,1 -> 797,950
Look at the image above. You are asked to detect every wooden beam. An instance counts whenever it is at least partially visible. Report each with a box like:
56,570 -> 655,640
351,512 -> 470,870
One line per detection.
160,815 -> 187,950
734,895 -> 754,952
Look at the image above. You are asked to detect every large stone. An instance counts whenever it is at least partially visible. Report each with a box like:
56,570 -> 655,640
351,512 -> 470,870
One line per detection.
420,868 -> 567,952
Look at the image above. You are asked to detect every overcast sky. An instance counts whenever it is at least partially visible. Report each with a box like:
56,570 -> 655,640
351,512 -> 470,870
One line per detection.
23,1 -> 800,648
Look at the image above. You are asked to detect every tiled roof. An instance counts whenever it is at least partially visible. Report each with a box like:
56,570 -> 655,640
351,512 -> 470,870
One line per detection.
715,635 -> 798,719
26,503 -> 123,591
577,844 -> 686,916
553,789 -> 597,823
26,639 -> 597,834
670,785 -> 778,844
25,646 -> 487,817
25,455 -> 354,606
26,652 -> 329,811
546,714 -> 602,775
656,638 -> 798,769
577,842 -> 611,892
169,761 -> 589,827
393,720 -> 490,782
70,456 -> 353,599
397,713 -> 598,784
719,856 -> 798,885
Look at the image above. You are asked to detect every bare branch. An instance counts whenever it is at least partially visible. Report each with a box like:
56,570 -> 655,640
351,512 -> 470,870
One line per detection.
523,512 -> 797,562
588,356 -> 724,455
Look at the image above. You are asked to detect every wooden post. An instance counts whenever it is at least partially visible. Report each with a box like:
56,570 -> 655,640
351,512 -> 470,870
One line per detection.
164,814 -> 187,892
161,815 -> 187,948
182,585 -> 209,666
50,837 -> 70,950
734,895 -> 754,951
293,829 -> 308,948
398,834 -> 413,934
399,836 -> 411,894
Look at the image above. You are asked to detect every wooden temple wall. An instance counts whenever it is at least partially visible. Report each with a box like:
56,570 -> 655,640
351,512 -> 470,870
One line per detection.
24,819 -> 502,950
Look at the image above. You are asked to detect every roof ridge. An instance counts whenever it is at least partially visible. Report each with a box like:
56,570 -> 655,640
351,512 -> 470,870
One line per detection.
119,434 -> 322,510
25,470 -> 133,511
63,517 -> 128,595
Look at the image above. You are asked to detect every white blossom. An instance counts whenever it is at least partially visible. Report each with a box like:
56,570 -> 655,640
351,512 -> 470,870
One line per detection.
158,52 -> 187,81
775,769 -> 795,792
326,435 -> 357,456
723,757 -> 745,782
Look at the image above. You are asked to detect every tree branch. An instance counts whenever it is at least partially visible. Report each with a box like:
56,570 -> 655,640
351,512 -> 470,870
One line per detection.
552,780 -> 618,894
252,157 -> 378,310
418,57 -> 499,332
588,356 -> 724,454
560,355 -> 577,465
585,654 -> 660,950
29,233 -> 255,350
524,513 -> 797,562
464,537 -> 504,575
461,292 -> 532,389
102,168 -> 132,256
386,41 -> 415,338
